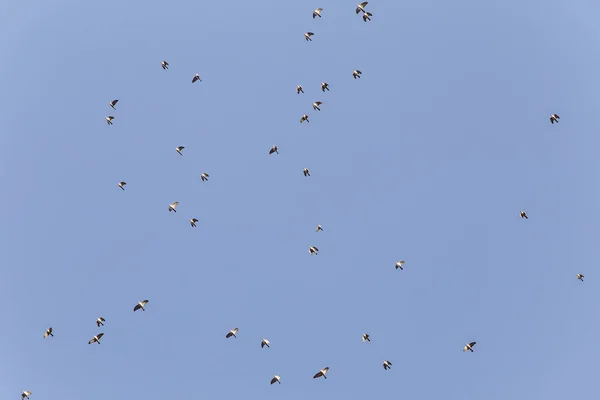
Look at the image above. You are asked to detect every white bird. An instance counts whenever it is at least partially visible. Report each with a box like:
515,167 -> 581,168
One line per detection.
353,70 -> 362,79
169,202 -> 179,212
395,260 -> 405,270
201,173 -> 209,182
226,328 -> 239,338
270,375 -> 281,384
383,360 -> 392,370
362,11 -> 373,22
300,114 -> 310,123
21,391 -> 31,400
303,168 -> 311,177
356,1 -> 369,14
309,246 -> 319,255
520,210 -> 528,219
313,367 -> 329,379
192,73 -> 202,83
550,114 -> 560,124
304,32 -> 314,41
362,333 -> 370,342
261,338 -> 270,348
463,341 -> 476,352
109,99 -> 119,110
577,273 -> 584,282
316,224 -> 323,232
321,82 -> 329,92
161,61 -> 169,70
190,218 -> 198,228
96,317 -> 105,327
297,85 -> 304,94
117,181 -> 126,190
88,333 -> 104,344
133,300 -> 149,312
312,101 -> 322,111
44,327 -> 53,338
176,146 -> 185,155
106,116 -> 114,125
269,146 -> 279,155
313,8 -> 323,18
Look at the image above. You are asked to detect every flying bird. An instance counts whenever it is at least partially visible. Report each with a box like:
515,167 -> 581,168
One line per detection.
362,333 -> 370,342
362,11 -> 373,22
313,8 -> 323,18
550,114 -> 560,124
261,338 -> 270,348
106,116 -> 114,125
300,114 -> 309,123
463,341 -> 476,352
161,61 -> 169,70
321,82 -> 329,92
201,173 -> 209,182
117,181 -> 126,191
395,260 -> 405,270
309,246 -> 319,255
88,333 -> 104,344
356,2 -> 369,14
520,210 -> 528,219
312,101 -> 322,111
313,367 -> 329,379
192,73 -> 202,83
304,32 -> 314,41
269,146 -> 279,154
577,273 -> 584,282
353,70 -> 362,79
226,328 -> 239,338
270,375 -> 281,384
109,99 -> 119,110
190,218 -> 198,228
133,300 -> 149,312
297,85 -> 304,94
383,360 -> 392,370
44,327 -> 53,338
176,146 -> 185,155
21,391 -> 31,400
96,317 -> 105,327
169,202 -> 179,212
316,224 -> 323,232
303,168 -> 310,177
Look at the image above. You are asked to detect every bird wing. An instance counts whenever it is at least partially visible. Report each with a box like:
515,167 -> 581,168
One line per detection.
226,332 -> 233,338
89,337 -> 97,344
112,100 -> 119,105
361,1 -> 368,6
192,76 -> 198,82
44,331 -> 50,338
134,304 -> 141,311
307,32 -> 314,36
270,377 -> 277,384
469,341 -> 476,347
171,202 -> 179,208
97,333 -> 104,339
313,371 -> 323,378
141,300 -> 149,306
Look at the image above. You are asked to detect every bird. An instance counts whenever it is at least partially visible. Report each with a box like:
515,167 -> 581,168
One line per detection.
176,146 -> 185,155
109,99 -> 119,110
269,146 -> 279,155
44,327 -> 53,338
270,375 -> 281,384
117,181 -> 126,191
362,11 -> 373,22
362,333 -> 370,342
316,224 -> 323,232
96,317 -> 105,327
313,8 -> 323,18
303,168 -> 311,177
395,260 -> 405,270
353,70 -> 362,79
321,82 -> 329,92
383,360 -> 392,370
312,101 -> 322,111
300,114 -> 310,123
161,61 -> 169,70
88,333 -> 104,344
356,2 -> 369,14
201,173 -> 209,182
106,116 -> 114,125
520,210 -> 528,219
550,114 -> 560,124
190,218 -> 198,228
261,338 -> 270,348
226,328 -> 239,338
304,32 -> 314,41
463,341 -> 476,352
192,73 -> 202,83
21,391 -> 31,400
309,246 -> 319,255
133,300 -> 149,312
169,202 -> 179,212
297,85 -> 304,94
313,367 -> 329,379
577,273 -> 584,282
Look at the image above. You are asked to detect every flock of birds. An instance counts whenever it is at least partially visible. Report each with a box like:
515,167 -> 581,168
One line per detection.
17,3 -> 585,398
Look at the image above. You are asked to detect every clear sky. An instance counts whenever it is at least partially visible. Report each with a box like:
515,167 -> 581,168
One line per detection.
1,0 -> 599,399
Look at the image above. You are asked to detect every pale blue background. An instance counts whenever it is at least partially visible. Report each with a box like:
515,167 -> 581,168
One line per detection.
1,1 -> 598,399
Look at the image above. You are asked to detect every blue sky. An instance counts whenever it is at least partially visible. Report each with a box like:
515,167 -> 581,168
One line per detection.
1,0 -> 599,399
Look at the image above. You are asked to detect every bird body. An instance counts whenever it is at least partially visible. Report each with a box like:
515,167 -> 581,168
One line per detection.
356,2 -> 369,14
169,202 -> 179,212
550,114 -> 560,124
300,114 -> 309,123
396,260 -> 405,270
176,146 -> 185,155
362,333 -> 370,342
269,146 -> 279,154
201,173 -> 209,182
303,168 -> 310,176
117,181 -> 126,190
44,327 -> 53,338
353,70 -> 362,79
316,224 -> 323,232
106,116 -> 114,125
313,8 -> 323,18
362,11 -> 373,22
270,375 -> 281,384
109,99 -> 119,110
520,210 -> 528,219
261,338 -> 270,348
309,246 -> 319,255
190,218 -> 198,227
313,101 -> 322,111
304,32 -> 314,41
96,317 -> 105,327
297,85 -> 304,94
463,341 -> 476,352
577,273 -> 584,281
22,391 -> 31,400
321,82 -> 329,92
383,360 -> 392,370
192,73 -> 202,83
161,61 -> 169,70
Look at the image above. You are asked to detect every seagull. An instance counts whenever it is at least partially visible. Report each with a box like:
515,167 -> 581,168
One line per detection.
261,338 -> 270,348
303,168 -> 310,177
321,82 -> 329,92
106,116 -> 114,125
297,85 -> 304,94
316,224 -> 323,232
201,173 -> 209,182
309,246 -> 319,255
353,70 -> 362,79
304,32 -> 314,41
356,2 -> 369,14
395,260 -> 405,270
96,317 -> 105,327
383,360 -> 392,370
44,327 -> 54,338
520,210 -> 528,219
313,8 -> 323,18
550,114 -> 560,124
133,300 -> 149,312
269,146 -> 279,154
192,73 -> 202,83
300,114 -> 309,123
109,99 -> 119,110
463,341 -> 476,352
362,333 -> 370,342
190,218 -> 198,228
313,367 -> 329,379
312,101 -> 322,111
88,333 -> 104,344
161,61 -> 169,70
169,202 -> 179,212
270,375 -> 281,384
117,181 -> 126,191
577,273 -> 584,282
226,328 -> 239,338
176,146 -> 185,155
21,391 -> 31,400
362,11 -> 373,22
